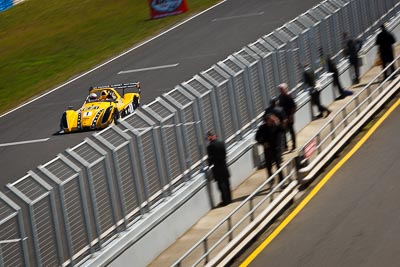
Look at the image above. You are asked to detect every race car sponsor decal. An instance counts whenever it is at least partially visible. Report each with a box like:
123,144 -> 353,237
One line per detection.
83,106 -> 100,111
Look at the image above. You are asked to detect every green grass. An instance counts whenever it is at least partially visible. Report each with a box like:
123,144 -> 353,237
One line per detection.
0,0 -> 220,114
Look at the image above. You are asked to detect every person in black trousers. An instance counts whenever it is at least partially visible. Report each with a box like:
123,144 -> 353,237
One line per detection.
263,97 -> 286,151
303,67 -> 331,119
206,131 -> 232,207
278,83 -> 297,151
327,56 -> 347,99
343,32 -> 363,85
255,114 -> 284,185
376,24 -> 396,80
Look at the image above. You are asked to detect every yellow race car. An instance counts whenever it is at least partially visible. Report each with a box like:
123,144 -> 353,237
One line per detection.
59,82 -> 141,134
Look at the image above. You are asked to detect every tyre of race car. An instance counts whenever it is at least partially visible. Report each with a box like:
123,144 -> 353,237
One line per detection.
113,108 -> 120,124
133,96 -> 140,109
102,106 -> 114,124
60,112 -> 68,130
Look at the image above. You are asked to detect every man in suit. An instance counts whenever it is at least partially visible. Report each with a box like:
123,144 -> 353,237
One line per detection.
376,24 -> 396,80
343,32 -> 363,84
206,131 -> 232,206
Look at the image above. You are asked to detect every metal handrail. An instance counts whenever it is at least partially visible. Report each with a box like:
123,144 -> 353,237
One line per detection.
299,55 -> 400,167
172,158 -> 296,266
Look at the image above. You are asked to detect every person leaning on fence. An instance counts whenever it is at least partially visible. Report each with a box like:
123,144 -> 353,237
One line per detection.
343,32 -> 363,85
277,83 -> 297,151
376,24 -> 396,80
303,67 -> 331,119
206,131 -> 232,207
255,113 -> 284,186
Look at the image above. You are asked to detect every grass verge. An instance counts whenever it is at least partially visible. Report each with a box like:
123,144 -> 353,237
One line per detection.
0,0 -> 221,114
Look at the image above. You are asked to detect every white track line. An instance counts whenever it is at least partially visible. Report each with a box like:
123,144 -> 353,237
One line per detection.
118,63 -> 179,74
0,138 -> 49,147
0,0 -> 228,119
212,11 -> 264,22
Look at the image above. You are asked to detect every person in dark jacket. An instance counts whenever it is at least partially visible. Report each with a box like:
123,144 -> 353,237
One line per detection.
303,67 -> 331,119
343,32 -> 363,84
376,24 -> 396,79
255,114 -> 284,185
277,83 -> 297,151
327,56 -> 347,99
263,97 -> 287,152
206,131 -> 232,206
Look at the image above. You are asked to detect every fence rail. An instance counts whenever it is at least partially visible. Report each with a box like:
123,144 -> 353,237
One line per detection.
1,0 -> 399,266
299,57 -> 400,177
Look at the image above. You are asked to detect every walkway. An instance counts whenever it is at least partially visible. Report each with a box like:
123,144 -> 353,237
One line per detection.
149,46 -> 399,267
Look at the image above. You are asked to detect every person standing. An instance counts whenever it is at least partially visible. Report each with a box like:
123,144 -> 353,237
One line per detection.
263,97 -> 286,147
343,32 -> 363,85
255,114 -> 284,185
376,24 -> 396,80
277,83 -> 297,151
303,67 -> 331,119
326,56 -> 348,99
206,131 -> 232,207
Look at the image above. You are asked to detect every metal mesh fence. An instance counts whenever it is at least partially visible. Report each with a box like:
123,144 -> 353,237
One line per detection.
163,86 -> 205,172
0,192 -> 27,267
7,173 -> 61,267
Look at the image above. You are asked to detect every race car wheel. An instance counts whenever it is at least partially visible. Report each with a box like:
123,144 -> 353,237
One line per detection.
113,109 -> 120,124
60,112 -> 68,129
102,106 -> 114,124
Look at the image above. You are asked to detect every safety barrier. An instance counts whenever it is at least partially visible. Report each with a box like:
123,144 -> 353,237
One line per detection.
0,0 -> 25,12
0,0 -> 398,266
172,160 -> 299,267
298,57 -> 400,182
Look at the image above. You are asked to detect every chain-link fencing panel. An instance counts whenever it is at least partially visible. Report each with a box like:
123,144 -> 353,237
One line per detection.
118,111 -> 165,208
247,38 -> 280,99
67,140 -> 118,249
142,99 -> 187,190
93,126 -> 143,227
234,47 -> 269,120
201,65 -> 239,146
0,192 -> 28,267
7,172 -> 62,267
39,155 -> 93,266
181,75 -> 222,142
163,86 -> 205,174
263,31 -> 291,88
217,56 -> 254,134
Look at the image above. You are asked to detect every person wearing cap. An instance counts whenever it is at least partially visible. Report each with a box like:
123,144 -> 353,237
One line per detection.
277,83 -> 297,151
206,131 -> 232,207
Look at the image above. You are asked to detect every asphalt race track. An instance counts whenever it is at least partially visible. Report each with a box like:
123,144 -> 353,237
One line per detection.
0,0 -> 323,187
240,99 -> 400,267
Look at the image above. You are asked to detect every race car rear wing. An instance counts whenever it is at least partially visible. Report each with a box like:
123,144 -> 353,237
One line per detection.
91,82 -> 141,90
91,82 -> 141,96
